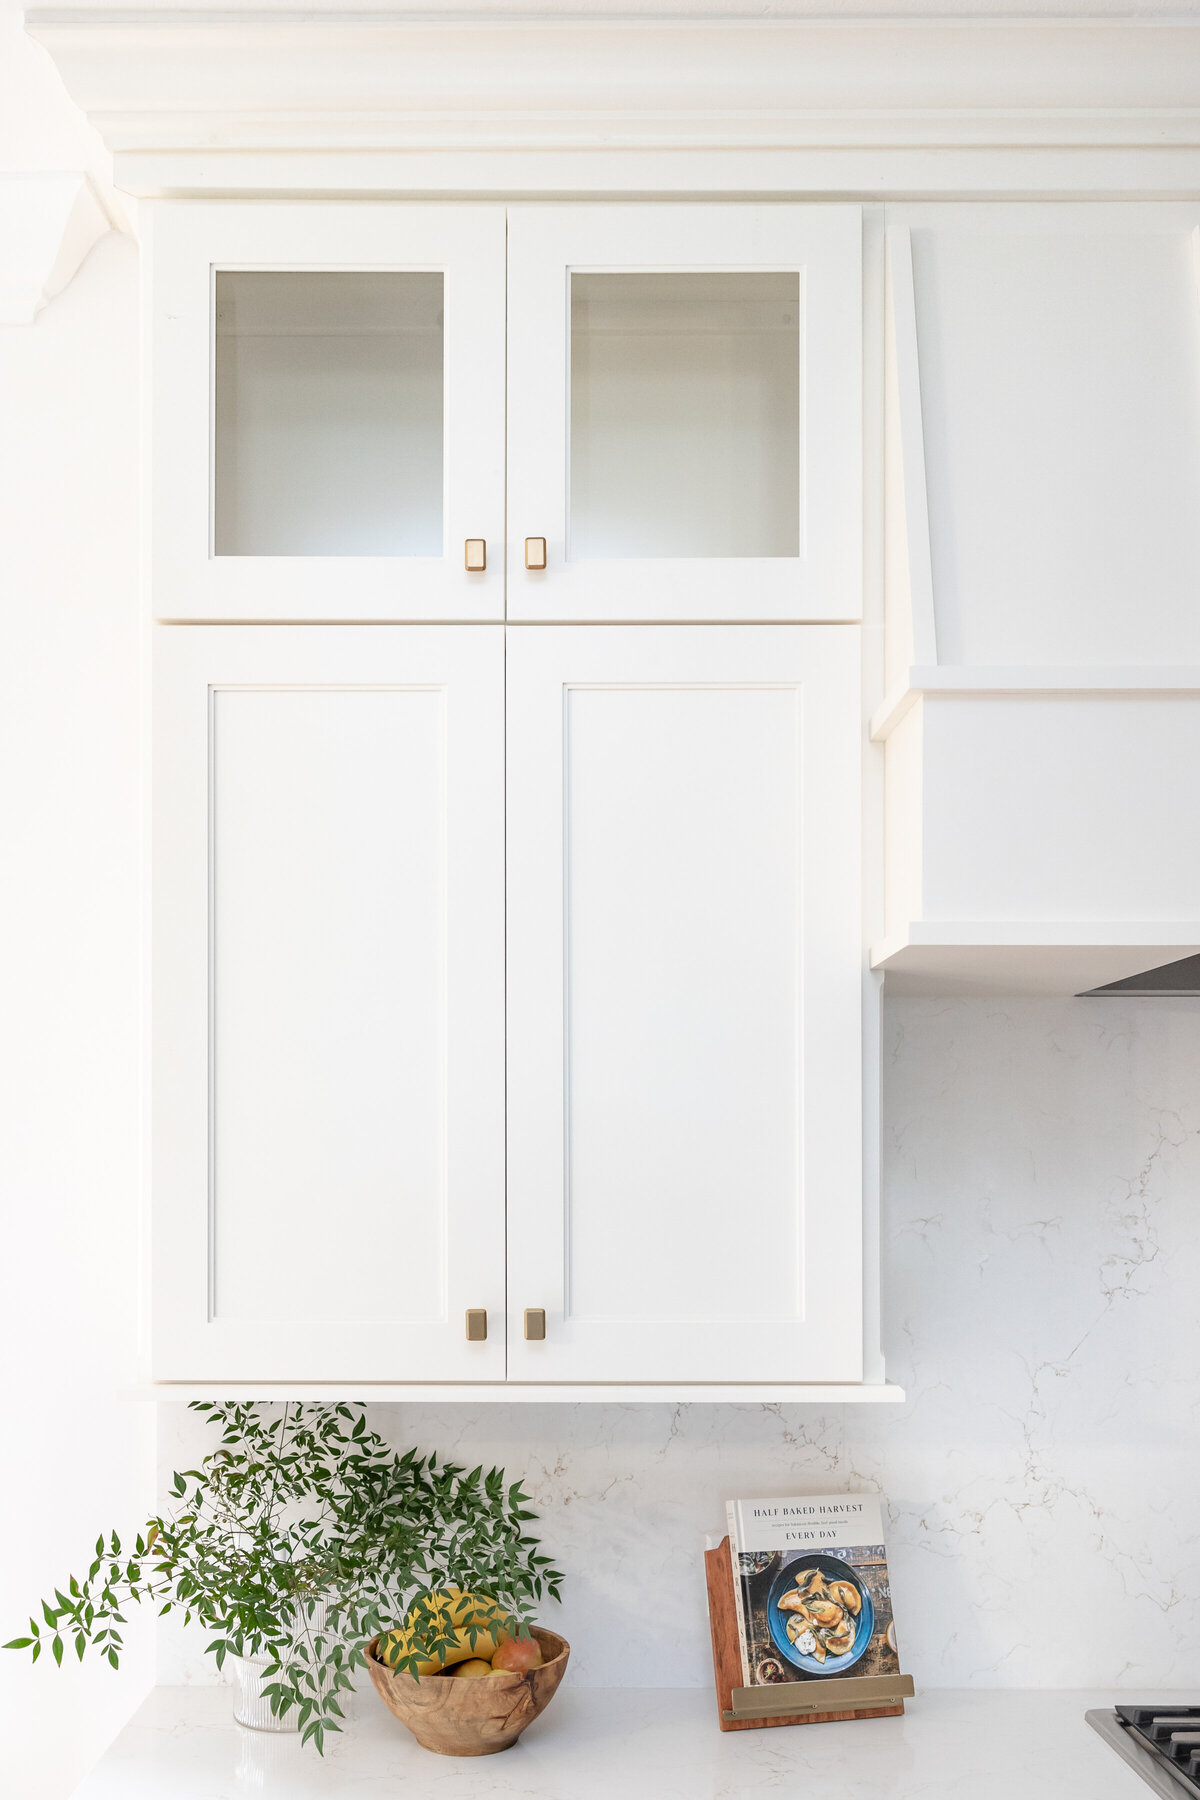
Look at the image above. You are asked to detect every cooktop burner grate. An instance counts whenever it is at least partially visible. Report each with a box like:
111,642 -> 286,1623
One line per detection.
1087,1705 -> 1200,1798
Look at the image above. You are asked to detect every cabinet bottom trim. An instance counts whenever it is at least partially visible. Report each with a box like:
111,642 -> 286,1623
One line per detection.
129,1382 -> 905,1405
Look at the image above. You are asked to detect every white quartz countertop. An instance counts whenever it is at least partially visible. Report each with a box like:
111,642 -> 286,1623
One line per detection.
70,1684 -> 1179,1799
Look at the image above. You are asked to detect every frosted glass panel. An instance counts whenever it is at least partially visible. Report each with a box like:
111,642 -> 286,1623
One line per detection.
569,272 -> 800,560
215,272 -> 443,557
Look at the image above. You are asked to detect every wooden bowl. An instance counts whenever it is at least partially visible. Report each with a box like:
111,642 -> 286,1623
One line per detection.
365,1627 -> 570,1757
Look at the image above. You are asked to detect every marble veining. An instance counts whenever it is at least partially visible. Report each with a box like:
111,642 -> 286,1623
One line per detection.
157,999 -> 1200,1693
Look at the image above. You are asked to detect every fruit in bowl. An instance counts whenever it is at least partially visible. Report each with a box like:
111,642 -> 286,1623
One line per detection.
366,1613 -> 570,1757
491,1635 -> 544,1673
378,1588 -> 512,1676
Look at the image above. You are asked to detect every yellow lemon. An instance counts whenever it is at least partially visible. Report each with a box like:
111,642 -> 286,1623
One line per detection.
378,1589 -> 511,1676
452,1658 -> 500,1679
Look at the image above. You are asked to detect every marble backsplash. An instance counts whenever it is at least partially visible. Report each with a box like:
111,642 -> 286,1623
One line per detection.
157,997 -> 1200,1690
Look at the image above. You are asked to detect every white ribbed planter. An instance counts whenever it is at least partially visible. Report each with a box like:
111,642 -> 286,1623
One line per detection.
231,1602 -> 330,1733
232,1652 -> 295,1733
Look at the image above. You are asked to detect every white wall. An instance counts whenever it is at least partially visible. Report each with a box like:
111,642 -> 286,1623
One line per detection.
0,8 -> 154,1797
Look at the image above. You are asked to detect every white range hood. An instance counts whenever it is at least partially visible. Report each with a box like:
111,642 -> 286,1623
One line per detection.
874,209 -> 1200,995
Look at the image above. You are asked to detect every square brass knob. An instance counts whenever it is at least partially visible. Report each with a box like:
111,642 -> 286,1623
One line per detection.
464,538 -> 486,572
524,1308 -> 546,1341
524,537 -> 547,571
465,1309 -> 487,1342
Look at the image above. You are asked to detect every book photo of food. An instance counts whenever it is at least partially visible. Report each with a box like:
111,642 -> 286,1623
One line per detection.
725,1494 -> 901,1688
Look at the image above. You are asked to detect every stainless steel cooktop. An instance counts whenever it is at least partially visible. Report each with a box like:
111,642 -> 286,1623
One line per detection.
1088,1706 -> 1200,1798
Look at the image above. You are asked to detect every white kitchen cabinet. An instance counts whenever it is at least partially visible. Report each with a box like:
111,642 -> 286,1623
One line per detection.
147,200 -> 862,627
507,204 -> 862,622
506,626 -> 863,1383
146,203 -> 507,621
146,197 -> 873,1391
153,622 -> 864,1387
152,626 -> 507,1381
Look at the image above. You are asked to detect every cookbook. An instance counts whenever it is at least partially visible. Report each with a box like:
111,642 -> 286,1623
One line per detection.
725,1493 -> 901,1689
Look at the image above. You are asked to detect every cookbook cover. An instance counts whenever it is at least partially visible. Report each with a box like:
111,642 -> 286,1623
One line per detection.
725,1494 -> 901,1688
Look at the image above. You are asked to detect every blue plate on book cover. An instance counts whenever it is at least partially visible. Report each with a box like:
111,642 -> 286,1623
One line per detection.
766,1555 -> 875,1675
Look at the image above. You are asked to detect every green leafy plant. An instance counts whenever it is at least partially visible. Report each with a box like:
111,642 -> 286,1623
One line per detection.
5,1400 -> 563,1752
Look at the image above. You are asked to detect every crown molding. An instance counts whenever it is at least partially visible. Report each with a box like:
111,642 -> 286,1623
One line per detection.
0,171 -> 113,321
27,13 -> 1200,149
25,11 -> 1200,196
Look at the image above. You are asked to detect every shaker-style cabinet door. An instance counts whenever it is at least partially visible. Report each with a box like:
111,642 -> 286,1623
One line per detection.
506,205 -> 862,622
152,626 -> 506,1381
147,202 -> 506,621
505,626 -> 863,1384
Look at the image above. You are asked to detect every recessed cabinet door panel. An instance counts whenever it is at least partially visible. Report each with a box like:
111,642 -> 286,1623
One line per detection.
506,627 -> 862,1383
153,627 -> 505,1380
148,202 -> 506,621
506,205 -> 862,622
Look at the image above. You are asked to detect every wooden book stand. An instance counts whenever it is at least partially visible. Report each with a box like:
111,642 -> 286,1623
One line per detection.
704,1537 -> 914,1731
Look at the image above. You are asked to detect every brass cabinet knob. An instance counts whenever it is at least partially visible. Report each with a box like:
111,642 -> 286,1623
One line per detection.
524,537 -> 547,571
464,538 -> 486,572
524,1308 -> 546,1341
465,1309 -> 487,1341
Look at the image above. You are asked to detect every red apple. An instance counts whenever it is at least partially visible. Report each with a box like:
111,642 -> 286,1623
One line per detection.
491,1633 -> 543,1672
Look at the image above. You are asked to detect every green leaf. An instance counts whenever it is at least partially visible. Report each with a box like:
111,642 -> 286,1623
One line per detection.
3,1638 -> 35,1650
51,1636 -> 63,1667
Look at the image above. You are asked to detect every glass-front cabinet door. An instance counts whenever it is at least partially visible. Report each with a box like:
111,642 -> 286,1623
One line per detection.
506,204 -> 862,621
148,203 -> 506,620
